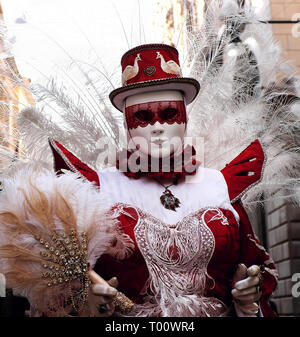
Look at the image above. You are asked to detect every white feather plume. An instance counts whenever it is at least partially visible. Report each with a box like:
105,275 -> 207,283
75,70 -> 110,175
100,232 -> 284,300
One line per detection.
185,1 -> 300,208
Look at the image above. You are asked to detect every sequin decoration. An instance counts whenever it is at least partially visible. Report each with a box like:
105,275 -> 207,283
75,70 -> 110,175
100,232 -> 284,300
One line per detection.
35,229 -> 91,313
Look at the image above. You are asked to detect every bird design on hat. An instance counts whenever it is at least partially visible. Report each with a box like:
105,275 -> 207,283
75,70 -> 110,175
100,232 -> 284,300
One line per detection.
156,51 -> 182,77
122,53 -> 141,85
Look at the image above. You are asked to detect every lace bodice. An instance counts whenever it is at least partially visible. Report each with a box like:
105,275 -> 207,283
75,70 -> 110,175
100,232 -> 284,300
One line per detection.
108,203 -> 233,317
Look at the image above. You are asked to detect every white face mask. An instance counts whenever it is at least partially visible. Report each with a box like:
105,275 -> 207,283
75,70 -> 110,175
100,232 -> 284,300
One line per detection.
124,91 -> 186,158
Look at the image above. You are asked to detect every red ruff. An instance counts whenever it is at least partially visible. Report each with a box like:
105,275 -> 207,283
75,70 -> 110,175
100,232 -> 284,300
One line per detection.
116,145 -> 200,180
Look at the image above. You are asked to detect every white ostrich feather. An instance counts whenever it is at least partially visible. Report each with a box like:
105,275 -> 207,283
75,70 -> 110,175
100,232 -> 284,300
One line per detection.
220,0 -> 240,20
184,1 -> 300,208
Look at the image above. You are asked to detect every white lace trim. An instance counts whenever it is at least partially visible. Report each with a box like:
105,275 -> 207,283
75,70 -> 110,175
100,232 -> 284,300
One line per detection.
121,205 -> 229,317
49,137 -> 86,181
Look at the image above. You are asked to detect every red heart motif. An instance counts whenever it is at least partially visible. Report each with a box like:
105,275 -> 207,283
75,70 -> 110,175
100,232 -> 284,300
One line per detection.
144,66 -> 156,76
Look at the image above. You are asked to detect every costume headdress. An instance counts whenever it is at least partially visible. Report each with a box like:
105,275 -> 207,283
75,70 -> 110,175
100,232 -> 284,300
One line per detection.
109,43 -> 200,111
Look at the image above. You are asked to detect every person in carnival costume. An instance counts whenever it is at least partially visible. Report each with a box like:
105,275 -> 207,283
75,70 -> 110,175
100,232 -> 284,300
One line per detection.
0,1 -> 299,317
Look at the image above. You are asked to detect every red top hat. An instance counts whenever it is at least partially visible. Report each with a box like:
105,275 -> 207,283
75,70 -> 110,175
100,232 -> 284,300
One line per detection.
109,43 -> 200,112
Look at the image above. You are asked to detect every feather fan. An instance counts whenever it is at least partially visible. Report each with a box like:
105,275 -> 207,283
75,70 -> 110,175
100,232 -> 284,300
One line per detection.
0,165 -> 117,316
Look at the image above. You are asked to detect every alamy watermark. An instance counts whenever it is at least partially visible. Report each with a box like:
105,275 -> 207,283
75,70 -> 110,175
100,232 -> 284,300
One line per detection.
94,135 -> 205,183
291,273 -> 300,298
291,14 -> 300,38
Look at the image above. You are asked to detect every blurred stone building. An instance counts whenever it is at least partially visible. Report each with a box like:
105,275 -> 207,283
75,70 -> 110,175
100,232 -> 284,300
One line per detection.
156,0 -> 205,62
270,0 -> 300,72
0,1 -> 34,157
0,1 -> 33,316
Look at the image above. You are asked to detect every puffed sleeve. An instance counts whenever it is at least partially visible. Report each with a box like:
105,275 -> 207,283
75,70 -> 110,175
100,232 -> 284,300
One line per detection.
221,139 -> 278,317
48,137 -> 100,187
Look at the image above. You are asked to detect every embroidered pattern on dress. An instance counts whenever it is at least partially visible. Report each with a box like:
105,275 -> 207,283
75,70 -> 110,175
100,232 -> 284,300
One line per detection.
130,206 -> 228,317
208,208 -> 229,226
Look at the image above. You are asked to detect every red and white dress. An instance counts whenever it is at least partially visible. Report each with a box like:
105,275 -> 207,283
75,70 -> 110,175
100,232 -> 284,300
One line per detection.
49,139 -> 278,317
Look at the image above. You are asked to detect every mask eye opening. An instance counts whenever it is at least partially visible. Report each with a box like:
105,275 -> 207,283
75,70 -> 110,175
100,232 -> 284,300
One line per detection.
134,110 -> 154,122
160,108 -> 178,121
